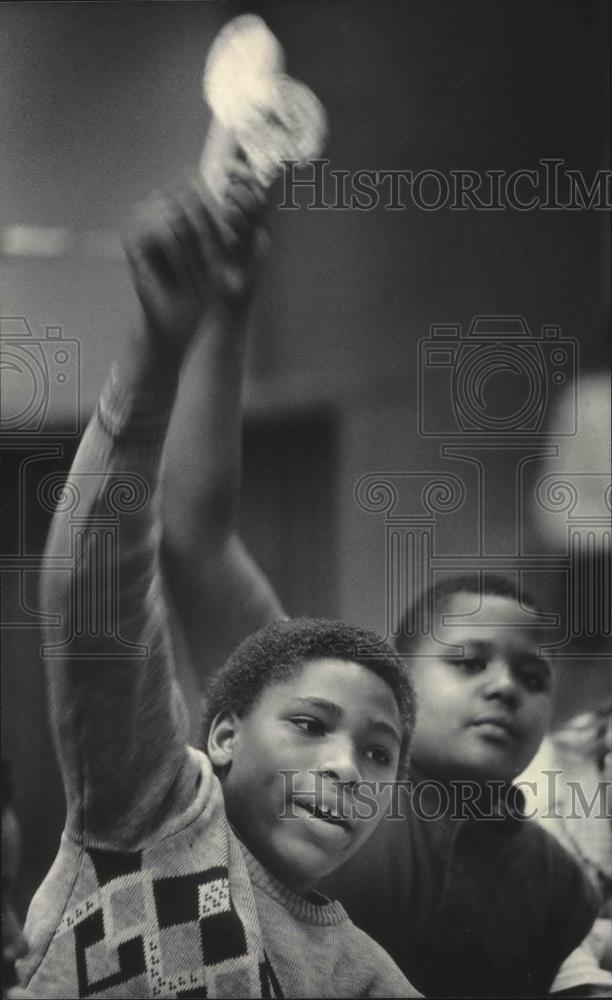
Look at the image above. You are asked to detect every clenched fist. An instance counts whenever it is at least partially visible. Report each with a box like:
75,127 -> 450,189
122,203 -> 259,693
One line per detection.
124,155 -> 267,359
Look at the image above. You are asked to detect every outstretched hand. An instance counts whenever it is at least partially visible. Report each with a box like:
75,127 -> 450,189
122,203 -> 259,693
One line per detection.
123,154 -> 267,360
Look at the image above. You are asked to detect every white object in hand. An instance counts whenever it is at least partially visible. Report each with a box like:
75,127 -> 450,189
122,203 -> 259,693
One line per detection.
200,14 -> 327,197
204,14 -> 285,130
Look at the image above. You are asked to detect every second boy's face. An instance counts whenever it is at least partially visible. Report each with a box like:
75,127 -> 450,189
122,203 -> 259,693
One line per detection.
408,593 -> 553,783
217,658 -> 402,896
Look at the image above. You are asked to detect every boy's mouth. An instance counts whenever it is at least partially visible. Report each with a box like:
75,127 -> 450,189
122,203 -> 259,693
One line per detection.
471,713 -> 519,740
292,796 -> 351,831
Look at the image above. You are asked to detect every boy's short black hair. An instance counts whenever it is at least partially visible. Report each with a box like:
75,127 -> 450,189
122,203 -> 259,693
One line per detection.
396,572 -> 542,655
201,617 -> 416,776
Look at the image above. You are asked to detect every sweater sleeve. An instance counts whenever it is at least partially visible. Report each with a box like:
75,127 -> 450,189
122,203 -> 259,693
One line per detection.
41,364 -> 200,848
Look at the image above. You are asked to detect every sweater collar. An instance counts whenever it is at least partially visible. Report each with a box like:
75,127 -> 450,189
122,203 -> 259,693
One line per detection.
237,838 -> 348,927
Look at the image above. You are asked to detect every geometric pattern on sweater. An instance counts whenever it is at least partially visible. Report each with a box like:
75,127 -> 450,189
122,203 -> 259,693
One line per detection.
55,845 -> 282,998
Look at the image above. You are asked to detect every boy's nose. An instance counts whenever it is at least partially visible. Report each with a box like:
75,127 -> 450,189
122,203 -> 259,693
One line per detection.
318,739 -> 362,785
481,659 -> 521,706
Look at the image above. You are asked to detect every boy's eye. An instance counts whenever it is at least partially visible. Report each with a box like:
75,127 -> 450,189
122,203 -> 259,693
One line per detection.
449,657 -> 486,675
516,665 -> 551,693
366,746 -> 392,766
290,716 -> 326,736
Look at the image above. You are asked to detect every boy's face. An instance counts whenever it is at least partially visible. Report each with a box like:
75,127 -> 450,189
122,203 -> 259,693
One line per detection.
212,658 -> 402,896
408,592 -> 553,783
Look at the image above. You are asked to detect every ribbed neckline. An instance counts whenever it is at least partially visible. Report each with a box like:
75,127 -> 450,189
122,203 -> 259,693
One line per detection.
238,839 -> 348,927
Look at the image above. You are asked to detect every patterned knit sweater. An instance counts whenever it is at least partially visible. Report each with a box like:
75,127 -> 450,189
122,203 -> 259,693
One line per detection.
19,367 -> 419,1000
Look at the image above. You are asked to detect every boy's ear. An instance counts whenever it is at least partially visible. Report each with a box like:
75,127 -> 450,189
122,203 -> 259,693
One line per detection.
207,711 -> 241,769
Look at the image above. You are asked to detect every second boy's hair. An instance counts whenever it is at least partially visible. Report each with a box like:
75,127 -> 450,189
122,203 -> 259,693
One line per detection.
201,617 -> 416,776
396,572 -> 542,656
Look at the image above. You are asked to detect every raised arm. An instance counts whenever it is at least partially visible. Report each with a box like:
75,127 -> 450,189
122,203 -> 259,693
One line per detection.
41,178 -> 235,846
161,159 -> 286,685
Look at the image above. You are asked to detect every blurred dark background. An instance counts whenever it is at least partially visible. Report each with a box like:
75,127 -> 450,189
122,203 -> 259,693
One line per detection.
1,0 -> 610,914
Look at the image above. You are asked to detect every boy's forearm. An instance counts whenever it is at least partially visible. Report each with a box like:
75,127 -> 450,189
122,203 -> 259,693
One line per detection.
160,297 -> 287,689
162,299 -> 251,554
146,162 -> 286,683
116,318 -> 184,397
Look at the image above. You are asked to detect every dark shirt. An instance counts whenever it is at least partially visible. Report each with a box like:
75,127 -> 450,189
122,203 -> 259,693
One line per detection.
323,771 -> 600,997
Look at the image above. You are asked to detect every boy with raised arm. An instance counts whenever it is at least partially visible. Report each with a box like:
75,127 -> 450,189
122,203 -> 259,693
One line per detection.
19,163 -> 421,1000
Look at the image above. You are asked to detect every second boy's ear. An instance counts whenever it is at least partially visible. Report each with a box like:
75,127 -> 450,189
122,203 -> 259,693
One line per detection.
207,711 -> 241,769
